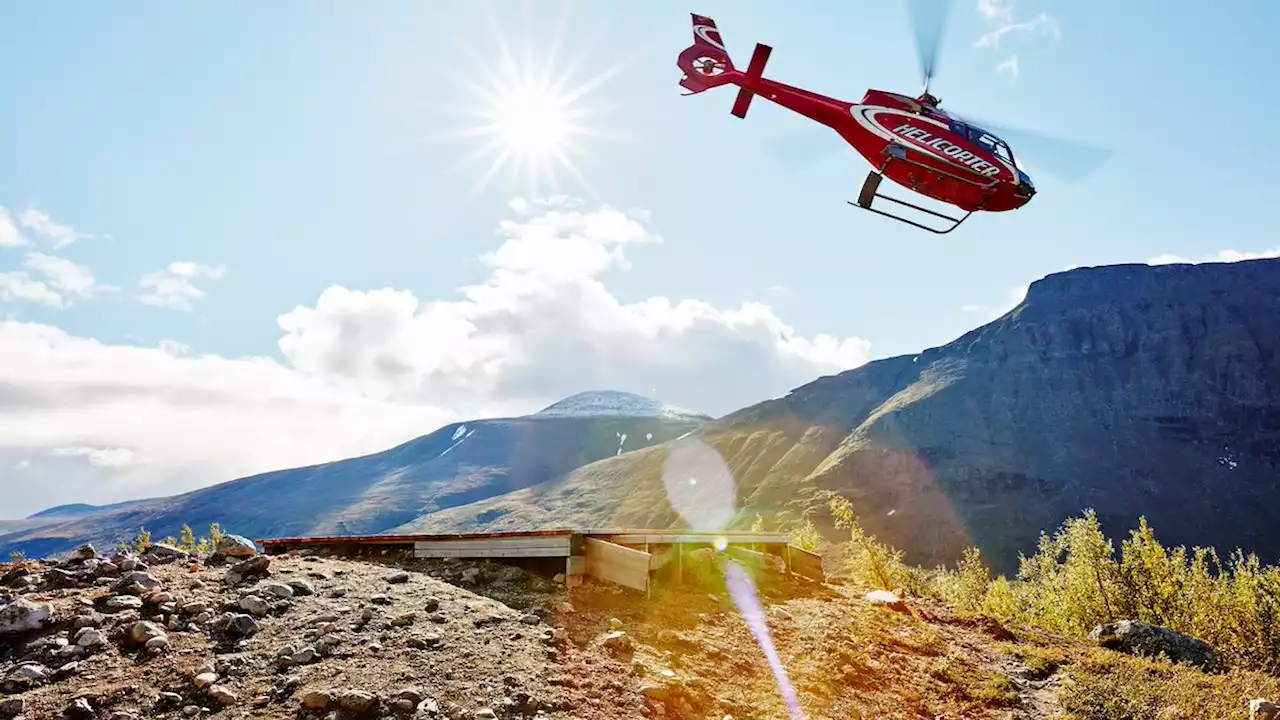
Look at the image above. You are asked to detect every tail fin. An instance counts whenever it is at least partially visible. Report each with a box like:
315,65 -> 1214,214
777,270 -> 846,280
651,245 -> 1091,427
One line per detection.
677,14 -> 774,120
677,14 -> 735,95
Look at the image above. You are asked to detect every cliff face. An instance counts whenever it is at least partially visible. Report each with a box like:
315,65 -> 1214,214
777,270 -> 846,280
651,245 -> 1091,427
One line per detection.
406,259 -> 1280,574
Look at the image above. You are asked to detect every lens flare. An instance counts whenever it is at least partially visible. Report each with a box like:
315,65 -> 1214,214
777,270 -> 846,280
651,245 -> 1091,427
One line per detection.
660,437 -> 806,718
660,438 -> 738,532
725,561 -> 805,719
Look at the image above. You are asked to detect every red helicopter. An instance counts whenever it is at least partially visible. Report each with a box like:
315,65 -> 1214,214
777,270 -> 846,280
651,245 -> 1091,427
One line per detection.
675,6 -> 1107,234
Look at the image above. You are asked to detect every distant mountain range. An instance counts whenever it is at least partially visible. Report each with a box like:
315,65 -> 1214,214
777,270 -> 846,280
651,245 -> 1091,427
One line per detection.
6,259 -> 1280,574
0,391 -> 710,559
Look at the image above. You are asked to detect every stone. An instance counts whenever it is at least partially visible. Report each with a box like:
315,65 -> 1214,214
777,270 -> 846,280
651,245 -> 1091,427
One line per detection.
0,598 -> 54,634
601,630 -> 632,653
1251,699 -> 1280,720
67,544 -> 97,562
64,697 -> 95,718
238,595 -> 270,617
127,621 -> 167,645
1088,620 -> 1223,672
226,613 -> 259,636
0,697 -> 24,717
208,685 -> 238,705
144,544 -> 188,563
194,672 -> 219,688
231,555 -> 270,579
337,690 -> 378,713
181,601 -> 209,616
74,628 -> 106,648
865,590 -> 906,610
105,595 -> 144,610
385,571 -> 411,584
300,690 -> 332,710
287,578 -> 315,596
114,571 -> 162,595
213,534 -> 258,559
259,582 -> 294,599
145,591 -> 175,605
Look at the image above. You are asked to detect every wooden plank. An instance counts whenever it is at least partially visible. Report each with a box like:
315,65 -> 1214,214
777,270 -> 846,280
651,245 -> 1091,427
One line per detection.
258,529 -> 575,547
725,546 -> 768,573
584,537 -> 650,593
591,532 -> 791,546
788,545 -> 825,580
414,546 -> 568,559
413,536 -> 571,553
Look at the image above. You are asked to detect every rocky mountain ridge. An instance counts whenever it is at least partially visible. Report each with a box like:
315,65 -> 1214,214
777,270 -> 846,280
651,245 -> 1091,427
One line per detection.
399,258 -> 1280,574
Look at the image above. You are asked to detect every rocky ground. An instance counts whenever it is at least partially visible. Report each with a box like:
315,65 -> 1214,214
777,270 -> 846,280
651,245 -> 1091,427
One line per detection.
2,538 -> 1275,720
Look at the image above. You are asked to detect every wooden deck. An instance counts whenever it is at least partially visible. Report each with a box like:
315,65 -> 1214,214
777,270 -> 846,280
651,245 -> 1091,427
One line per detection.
257,528 -> 824,593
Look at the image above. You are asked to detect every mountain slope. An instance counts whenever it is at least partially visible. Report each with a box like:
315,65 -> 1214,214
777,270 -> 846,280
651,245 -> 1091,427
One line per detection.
0,392 -> 708,558
398,258 -> 1280,573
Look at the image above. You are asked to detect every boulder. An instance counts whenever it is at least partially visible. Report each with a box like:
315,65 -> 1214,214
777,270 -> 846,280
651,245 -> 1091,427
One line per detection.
1088,619 -> 1222,672
0,598 -> 54,635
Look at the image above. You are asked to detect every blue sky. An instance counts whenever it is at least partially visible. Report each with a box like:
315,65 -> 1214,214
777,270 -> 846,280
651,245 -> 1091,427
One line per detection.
1,0 -> 1277,515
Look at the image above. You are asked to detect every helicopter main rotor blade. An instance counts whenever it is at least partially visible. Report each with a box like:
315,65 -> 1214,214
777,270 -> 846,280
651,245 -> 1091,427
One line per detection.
763,126 -> 843,170
947,111 -> 1113,183
906,0 -> 952,93
764,119 -> 1111,185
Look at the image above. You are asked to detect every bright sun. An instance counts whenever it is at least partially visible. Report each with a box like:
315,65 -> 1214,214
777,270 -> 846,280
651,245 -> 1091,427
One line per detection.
492,85 -> 571,158
431,3 -> 634,199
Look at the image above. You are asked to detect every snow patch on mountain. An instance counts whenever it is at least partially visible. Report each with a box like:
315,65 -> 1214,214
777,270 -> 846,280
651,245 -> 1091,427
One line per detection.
530,391 -> 711,421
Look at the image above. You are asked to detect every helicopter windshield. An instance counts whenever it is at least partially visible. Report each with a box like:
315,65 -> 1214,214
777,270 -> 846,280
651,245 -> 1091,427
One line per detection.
952,120 -> 1014,166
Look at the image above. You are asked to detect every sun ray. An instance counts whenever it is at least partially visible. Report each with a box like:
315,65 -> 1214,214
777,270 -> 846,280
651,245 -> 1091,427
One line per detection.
429,0 -> 633,199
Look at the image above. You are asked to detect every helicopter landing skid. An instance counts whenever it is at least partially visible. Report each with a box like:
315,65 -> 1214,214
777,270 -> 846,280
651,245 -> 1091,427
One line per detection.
847,146 -> 982,234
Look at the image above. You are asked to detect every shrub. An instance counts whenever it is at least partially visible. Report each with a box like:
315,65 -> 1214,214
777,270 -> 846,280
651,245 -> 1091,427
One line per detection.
817,498 -> 1280,673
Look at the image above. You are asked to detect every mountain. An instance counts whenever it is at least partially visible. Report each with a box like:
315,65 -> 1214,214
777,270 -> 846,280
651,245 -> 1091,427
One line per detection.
532,390 -> 710,421
27,500 -> 148,519
395,258 -> 1280,574
0,391 -> 710,559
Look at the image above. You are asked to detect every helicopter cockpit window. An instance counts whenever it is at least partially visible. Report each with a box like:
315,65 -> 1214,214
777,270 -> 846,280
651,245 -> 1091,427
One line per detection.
976,132 -> 1012,164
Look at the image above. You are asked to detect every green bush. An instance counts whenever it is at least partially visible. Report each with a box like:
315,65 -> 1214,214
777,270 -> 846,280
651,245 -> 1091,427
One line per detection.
820,499 -> 1280,673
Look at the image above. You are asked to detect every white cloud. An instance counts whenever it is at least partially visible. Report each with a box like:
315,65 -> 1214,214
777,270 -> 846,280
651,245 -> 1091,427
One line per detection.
0,208 -> 27,247
0,319 -> 460,516
1147,248 -> 1280,265
0,272 -> 63,308
19,207 -> 91,249
997,55 -> 1020,78
23,252 -> 116,299
51,446 -> 136,468
977,0 -> 1014,23
0,198 -> 873,516
277,198 -> 871,414
976,12 -> 1060,49
138,261 -> 225,310
0,253 -> 115,309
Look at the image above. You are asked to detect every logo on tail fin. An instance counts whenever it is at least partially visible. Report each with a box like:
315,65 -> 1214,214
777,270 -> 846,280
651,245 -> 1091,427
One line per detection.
693,24 -> 726,50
